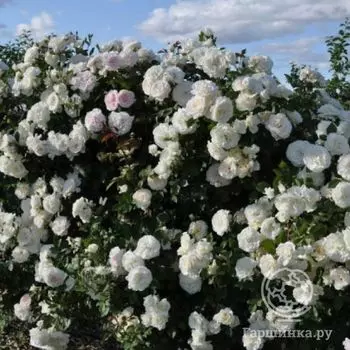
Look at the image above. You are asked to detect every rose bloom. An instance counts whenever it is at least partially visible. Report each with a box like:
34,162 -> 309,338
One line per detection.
118,90 -> 136,108
104,90 -> 119,111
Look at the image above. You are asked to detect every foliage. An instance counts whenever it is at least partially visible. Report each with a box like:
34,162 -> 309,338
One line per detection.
326,18 -> 350,108
0,31 -> 34,65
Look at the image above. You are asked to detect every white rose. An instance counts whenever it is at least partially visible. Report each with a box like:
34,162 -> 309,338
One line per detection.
338,154 -> 350,181
24,46 -> 39,64
245,114 -> 260,134
50,216 -> 70,236
329,267 -> 350,290
179,273 -> 202,294
27,102 -> 50,130
265,113 -> 292,140
148,79 -> 171,101
208,96 -> 233,123
244,202 -> 271,229
186,95 -> 210,119
126,266 -> 152,291
324,133 -> 350,155
242,333 -> 264,350
172,108 -> 197,135
338,121 -> 350,138
286,110 -> 303,125
147,175 -> 167,191
109,246 -> 125,276
323,232 -> 350,263
286,140 -> 309,167
134,235 -> 161,260
235,92 -> 257,112
303,144 -> 331,173
30,327 -> 69,350
72,197 -> 93,223
276,241 -> 295,266
191,80 -> 218,99
332,182 -> 350,208
122,250 -> 145,272
46,92 -> 61,113
45,52 -> 59,67
206,163 -> 231,187
260,217 -> 281,240
235,257 -> 257,280
153,123 -> 178,149
42,193 -> 61,215
211,209 -> 231,236
259,254 -> 278,279
237,227 -> 261,252
188,311 -> 209,331
248,55 -> 273,73
12,246 -> 30,263
293,282 -> 313,305
316,120 -> 332,137
14,294 -> 31,321
133,189 -> 152,210
108,111 -> 134,135
188,220 -> 208,240
232,119 -> 247,134
85,243 -> 99,254
42,266 -> 67,288
210,124 -> 240,149
15,183 -> 30,200
172,81 -> 192,107
213,308 -> 239,327
207,141 -> 228,161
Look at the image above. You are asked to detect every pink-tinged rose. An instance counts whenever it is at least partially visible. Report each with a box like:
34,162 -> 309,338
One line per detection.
84,108 -> 106,133
104,90 -> 119,111
20,294 -> 32,307
118,90 -> 136,108
344,338 -> 350,350
104,52 -> 122,71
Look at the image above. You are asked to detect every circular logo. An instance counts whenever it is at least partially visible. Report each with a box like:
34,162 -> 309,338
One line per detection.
261,268 -> 313,319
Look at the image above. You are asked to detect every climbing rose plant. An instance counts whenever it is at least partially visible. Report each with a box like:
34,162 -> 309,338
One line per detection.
1,28 -> 350,350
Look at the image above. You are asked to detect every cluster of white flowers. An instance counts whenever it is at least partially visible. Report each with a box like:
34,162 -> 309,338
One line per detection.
35,245 -> 71,289
6,171 -> 82,265
0,133 -> 28,179
72,197 -> 93,223
108,235 -> 160,292
232,71 -> 292,112
29,326 -> 70,350
177,231 -> 213,294
141,294 -> 171,330
25,120 -> 89,160
188,307 -> 240,350
14,294 -> 32,321
299,66 -> 326,86
142,65 -> 185,101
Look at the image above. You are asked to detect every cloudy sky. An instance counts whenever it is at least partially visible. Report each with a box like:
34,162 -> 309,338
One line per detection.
1,0 -> 349,76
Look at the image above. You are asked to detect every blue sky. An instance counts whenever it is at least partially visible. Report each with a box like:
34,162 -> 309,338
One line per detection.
1,0 -> 349,77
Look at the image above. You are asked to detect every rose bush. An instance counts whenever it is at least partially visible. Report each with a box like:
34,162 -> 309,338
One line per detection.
0,26 -> 350,350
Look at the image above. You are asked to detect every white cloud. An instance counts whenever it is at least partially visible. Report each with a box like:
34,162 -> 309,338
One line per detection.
139,0 -> 350,44
259,37 -> 329,71
16,12 -> 54,38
